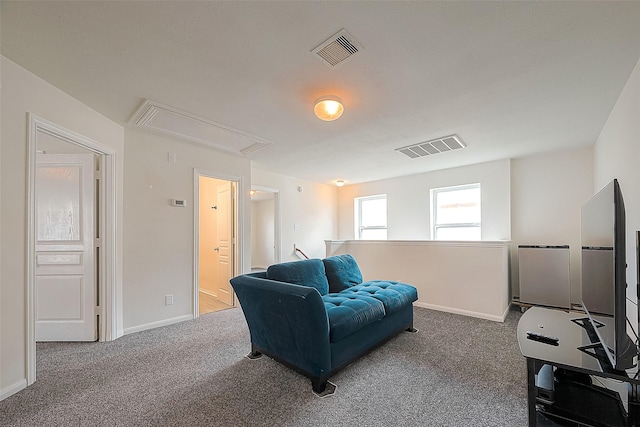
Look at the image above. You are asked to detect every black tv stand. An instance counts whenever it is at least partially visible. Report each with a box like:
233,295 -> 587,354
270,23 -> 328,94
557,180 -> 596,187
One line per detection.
518,307 -> 640,426
570,316 -> 606,333
570,316 -> 623,372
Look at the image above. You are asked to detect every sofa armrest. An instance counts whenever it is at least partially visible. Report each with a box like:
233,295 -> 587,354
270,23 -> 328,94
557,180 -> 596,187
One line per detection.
230,272 -> 332,378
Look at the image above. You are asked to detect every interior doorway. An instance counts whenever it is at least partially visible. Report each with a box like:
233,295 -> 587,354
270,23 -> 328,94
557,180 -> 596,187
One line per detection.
27,114 -> 118,385
250,186 -> 281,271
194,171 -> 239,316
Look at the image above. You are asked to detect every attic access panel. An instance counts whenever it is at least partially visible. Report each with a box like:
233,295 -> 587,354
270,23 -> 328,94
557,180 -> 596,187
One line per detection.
129,100 -> 272,155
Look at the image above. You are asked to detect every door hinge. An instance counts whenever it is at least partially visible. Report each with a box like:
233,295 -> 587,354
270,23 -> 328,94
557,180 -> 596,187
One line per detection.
95,306 -> 101,315
95,237 -> 102,248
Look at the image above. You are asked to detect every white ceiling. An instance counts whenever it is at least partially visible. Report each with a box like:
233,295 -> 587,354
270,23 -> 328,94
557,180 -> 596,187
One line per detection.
3,1 -> 640,185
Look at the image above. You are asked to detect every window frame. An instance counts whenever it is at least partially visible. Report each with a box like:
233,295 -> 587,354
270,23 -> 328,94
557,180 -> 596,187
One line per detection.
430,183 -> 481,241
354,194 -> 388,240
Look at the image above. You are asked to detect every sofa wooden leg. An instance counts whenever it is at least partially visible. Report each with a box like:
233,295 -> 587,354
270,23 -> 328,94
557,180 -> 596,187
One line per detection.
246,350 -> 262,360
312,379 -> 326,393
312,379 -> 336,397
406,327 -> 418,333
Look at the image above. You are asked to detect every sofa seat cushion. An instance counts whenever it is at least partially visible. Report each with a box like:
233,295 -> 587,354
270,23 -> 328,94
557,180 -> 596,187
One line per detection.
322,294 -> 385,343
322,254 -> 363,293
267,259 -> 329,296
342,281 -> 418,315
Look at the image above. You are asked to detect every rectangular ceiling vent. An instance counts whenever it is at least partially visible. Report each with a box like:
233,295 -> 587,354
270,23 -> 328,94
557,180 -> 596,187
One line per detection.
396,135 -> 466,159
312,29 -> 363,68
129,100 -> 271,156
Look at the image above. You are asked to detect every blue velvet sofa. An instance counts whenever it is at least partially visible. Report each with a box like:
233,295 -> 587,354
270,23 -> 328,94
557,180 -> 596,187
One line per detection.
230,254 -> 418,395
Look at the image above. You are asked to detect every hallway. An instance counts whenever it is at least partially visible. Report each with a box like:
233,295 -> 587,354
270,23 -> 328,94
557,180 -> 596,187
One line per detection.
198,292 -> 232,315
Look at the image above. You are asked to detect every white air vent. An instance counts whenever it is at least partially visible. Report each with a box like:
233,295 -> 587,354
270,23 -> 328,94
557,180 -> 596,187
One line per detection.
396,135 -> 466,159
129,100 -> 271,156
312,29 -> 363,68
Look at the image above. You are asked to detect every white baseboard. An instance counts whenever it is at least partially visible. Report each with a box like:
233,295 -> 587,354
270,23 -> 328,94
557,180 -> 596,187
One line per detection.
123,314 -> 192,336
199,289 -> 217,298
414,301 -> 509,323
1,379 -> 27,401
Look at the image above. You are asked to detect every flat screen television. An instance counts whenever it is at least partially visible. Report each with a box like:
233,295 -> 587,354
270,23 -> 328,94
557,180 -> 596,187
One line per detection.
580,179 -> 636,370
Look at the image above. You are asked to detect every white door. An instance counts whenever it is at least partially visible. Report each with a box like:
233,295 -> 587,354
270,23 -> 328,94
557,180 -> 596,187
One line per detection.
35,153 -> 97,341
216,182 -> 233,305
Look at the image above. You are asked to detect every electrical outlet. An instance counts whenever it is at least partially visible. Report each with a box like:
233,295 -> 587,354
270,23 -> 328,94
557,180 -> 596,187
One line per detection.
165,295 -> 174,306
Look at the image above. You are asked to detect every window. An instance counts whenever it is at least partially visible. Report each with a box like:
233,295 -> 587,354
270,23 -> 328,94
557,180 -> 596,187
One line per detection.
355,194 -> 387,240
431,184 -> 481,240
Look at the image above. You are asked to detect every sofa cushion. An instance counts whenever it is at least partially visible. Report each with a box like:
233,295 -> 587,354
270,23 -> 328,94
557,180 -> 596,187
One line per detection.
323,254 -> 363,293
266,259 -> 329,296
342,281 -> 418,315
322,294 -> 385,342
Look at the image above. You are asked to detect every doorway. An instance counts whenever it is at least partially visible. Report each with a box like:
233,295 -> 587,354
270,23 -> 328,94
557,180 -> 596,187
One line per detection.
27,114 -> 118,385
194,171 -> 239,316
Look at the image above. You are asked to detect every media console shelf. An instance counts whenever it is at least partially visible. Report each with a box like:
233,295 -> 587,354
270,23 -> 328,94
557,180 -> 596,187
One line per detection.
518,307 -> 640,426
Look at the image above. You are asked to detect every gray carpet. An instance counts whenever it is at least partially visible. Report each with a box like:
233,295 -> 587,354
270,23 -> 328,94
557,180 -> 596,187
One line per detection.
0,306 -> 528,426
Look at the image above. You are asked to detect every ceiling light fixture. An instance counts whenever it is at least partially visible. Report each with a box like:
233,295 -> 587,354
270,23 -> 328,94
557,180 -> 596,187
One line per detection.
314,96 -> 344,121
336,180 -> 345,187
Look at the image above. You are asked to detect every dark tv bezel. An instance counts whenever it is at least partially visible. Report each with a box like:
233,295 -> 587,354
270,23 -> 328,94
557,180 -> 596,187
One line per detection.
581,179 -> 635,371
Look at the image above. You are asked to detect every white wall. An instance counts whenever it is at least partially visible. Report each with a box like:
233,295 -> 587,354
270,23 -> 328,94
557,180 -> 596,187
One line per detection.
327,240 -> 511,322
123,127 -> 251,330
337,159 -> 511,241
594,57 -> 640,328
0,56 -> 125,398
0,25 -> 4,397
339,149 -> 595,304
251,168 -> 337,261
510,147 -> 594,304
251,198 -> 275,269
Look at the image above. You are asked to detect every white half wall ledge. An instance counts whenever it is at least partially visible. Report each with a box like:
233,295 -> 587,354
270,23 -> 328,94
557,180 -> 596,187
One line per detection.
326,239 -> 512,322
326,239 -> 511,247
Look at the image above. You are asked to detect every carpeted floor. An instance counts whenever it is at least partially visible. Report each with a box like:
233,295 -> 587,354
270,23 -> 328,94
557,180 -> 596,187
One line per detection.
0,306 -> 528,426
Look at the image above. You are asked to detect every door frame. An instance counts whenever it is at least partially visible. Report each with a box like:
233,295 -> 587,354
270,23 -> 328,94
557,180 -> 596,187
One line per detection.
26,114 -> 119,385
193,169 -> 243,318
250,185 -> 282,266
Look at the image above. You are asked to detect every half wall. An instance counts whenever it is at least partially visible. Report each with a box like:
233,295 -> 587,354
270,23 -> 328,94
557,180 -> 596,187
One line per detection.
326,240 -> 511,322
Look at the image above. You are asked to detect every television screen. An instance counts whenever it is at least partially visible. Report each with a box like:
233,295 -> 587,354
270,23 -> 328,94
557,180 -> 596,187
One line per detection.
581,182 -> 616,317
581,179 -> 635,370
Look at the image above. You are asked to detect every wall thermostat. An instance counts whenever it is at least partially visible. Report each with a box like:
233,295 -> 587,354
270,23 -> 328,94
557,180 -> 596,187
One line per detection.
171,199 -> 187,207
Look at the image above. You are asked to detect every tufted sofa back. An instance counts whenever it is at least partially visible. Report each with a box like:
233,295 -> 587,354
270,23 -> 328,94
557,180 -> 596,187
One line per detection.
266,258 -> 329,295
323,254 -> 363,293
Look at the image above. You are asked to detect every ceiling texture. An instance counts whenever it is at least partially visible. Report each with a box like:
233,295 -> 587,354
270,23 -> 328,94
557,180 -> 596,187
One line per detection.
2,1 -> 640,185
